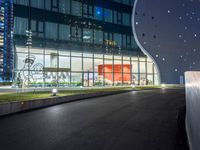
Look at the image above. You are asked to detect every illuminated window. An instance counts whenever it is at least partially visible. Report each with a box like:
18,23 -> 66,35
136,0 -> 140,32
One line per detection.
94,7 -> 103,20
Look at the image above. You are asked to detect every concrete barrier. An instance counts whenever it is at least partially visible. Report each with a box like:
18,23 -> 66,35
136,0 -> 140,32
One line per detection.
0,90 -> 131,117
185,71 -> 200,150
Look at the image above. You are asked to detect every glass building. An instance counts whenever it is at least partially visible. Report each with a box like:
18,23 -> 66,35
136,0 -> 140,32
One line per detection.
0,0 -> 13,82
11,0 -> 159,87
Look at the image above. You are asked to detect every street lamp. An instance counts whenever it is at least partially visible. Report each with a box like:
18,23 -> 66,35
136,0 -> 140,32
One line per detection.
131,84 -> 136,88
161,84 -> 166,88
52,88 -> 58,96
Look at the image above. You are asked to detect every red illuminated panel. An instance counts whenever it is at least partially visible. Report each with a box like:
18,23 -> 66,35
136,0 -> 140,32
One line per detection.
98,64 -> 131,82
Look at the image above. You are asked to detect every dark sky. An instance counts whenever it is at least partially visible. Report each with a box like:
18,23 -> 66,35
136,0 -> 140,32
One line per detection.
133,0 -> 200,84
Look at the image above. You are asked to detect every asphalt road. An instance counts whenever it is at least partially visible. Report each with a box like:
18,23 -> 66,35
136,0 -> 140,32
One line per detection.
0,88 -> 187,150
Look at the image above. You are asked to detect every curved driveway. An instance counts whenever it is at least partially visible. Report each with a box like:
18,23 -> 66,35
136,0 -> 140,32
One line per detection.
0,88 -> 186,150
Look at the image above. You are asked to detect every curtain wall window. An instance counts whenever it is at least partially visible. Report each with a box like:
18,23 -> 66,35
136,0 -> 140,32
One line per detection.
31,20 -> 36,32
59,24 -> 70,41
83,28 -> 93,43
114,33 -> 122,47
71,0 -> 82,17
94,7 -> 103,21
94,30 -> 103,44
14,0 -> 29,6
14,17 -> 28,35
122,13 -> 130,26
71,26 -> 82,41
45,0 -> 51,10
31,0 -> 44,9
130,0 -> 135,5
59,0 -> 70,14
45,22 -> 58,40
112,0 -> 121,3
104,9 -> 113,23
131,36 -> 138,49
122,0 -> 130,5
38,22 -> 44,33
122,35 -> 126,48
114,11 -> 122,24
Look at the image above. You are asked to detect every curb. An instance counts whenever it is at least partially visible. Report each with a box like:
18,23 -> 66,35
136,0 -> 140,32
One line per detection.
0,90 -> 132,117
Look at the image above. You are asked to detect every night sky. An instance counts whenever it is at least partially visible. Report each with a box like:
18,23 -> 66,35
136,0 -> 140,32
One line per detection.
133,0 -> 200,84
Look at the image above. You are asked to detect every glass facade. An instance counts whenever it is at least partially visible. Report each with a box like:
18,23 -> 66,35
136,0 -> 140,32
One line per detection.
11,0 -> 159,87
14,46 -> 158,87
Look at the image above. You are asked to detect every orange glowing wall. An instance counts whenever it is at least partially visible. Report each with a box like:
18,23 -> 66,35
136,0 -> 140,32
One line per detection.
98,64 -> 131,81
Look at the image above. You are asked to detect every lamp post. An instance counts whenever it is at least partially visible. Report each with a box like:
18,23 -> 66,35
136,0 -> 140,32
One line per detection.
52,88 -> 58,96
161,83 -> 166,89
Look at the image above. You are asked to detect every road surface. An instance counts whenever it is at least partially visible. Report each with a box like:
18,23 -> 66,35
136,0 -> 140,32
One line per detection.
0,88 -> 187,150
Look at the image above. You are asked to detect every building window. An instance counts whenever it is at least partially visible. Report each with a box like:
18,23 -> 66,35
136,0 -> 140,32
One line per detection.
104,9 -> 113,23
38,21 -> 44,33
122,34 -> 126,48
45,0 -> 59,12
45,0 -> 51,10
71,0 -> 82,17
59,0 -> 70,14
104,32 -> 113,41
94,30 -> 103,44
140,61 -> 146,73
52,0 -> 58,7
131,36 -> 137,49
38,21 -> 44,37
147,62 -> 153,74
94,7 -> 103,21
83,4 -> 93,18
114,11 -> 122,24
31,0 -> 44,9
114,33 -> 122,47
52,0 -> 58,12
31,20 -> 36,32
50,53 -> 58,68
112,0 -> 122,3
71,57 -> 82,71
71,26 -> 82,41
130,0 -> 135,5
14,17 -> 28,35
83,28 -> 93,43
122,13 -> 131,26
45,22 -> 58,40
14,0 -> 29,6
122,0 -> 130,5
127,35 -> 131,48
30,20 -> 44,37
59,24 -> 70,41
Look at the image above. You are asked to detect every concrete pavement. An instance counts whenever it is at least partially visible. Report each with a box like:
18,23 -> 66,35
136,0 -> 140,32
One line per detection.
0,88 -> 188,150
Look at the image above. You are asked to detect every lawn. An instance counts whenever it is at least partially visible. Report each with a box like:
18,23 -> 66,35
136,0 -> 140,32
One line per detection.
0,85 -> 177,104
0,87 -> 133,103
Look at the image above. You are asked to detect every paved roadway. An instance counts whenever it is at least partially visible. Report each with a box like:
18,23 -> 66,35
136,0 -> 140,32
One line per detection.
0,88 -> 187,150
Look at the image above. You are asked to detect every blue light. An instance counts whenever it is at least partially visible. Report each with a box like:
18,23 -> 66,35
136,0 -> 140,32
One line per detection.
97,10 -> 101,15
96,7 -> 102,16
